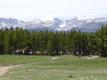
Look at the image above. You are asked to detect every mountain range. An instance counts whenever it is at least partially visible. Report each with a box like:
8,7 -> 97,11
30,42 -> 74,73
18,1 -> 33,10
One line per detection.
0,17 -> 107,32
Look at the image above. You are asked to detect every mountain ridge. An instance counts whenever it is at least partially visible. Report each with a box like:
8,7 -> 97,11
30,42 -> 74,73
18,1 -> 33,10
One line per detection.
0,17 -> 107,32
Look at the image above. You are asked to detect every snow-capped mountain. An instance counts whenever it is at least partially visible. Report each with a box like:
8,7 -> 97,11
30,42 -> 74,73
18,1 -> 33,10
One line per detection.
0,18 -> 25,29
0,17 -> 107,32
59,17 -> 107,32
24,18 -> 63,31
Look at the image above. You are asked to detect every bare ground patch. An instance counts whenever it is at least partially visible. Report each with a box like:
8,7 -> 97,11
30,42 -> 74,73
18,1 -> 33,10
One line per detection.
82,55 -> 99,59
0,65 -> 19,76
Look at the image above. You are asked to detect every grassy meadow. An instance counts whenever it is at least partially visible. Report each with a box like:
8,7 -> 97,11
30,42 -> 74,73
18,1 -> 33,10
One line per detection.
0,55 -> 107,80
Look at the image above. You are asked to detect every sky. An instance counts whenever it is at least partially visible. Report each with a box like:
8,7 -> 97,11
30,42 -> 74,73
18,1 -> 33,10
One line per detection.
0,0 -> 107,21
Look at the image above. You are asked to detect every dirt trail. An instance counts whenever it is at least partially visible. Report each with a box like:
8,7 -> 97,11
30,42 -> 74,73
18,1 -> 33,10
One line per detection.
0,65 -> 19,76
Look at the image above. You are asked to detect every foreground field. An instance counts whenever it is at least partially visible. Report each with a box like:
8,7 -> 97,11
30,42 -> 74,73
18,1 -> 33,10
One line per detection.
0,55 -> 107,80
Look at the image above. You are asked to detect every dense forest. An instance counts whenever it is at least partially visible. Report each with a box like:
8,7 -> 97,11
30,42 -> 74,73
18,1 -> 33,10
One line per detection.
0,25 -> 107,57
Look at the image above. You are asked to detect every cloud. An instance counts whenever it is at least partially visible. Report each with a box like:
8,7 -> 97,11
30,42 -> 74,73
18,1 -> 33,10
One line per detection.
0,0 -> 107,21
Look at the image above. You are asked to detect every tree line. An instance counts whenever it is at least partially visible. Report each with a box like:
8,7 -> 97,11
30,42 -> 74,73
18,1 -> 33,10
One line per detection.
0,25 -> 107,57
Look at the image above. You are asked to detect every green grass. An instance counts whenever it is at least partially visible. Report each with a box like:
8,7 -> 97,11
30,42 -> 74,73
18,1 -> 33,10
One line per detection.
0,55 -> 50,66
0,55 -> 107,80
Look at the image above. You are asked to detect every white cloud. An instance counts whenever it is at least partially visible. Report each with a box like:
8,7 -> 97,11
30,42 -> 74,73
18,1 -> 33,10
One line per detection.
0,0 -> 107,21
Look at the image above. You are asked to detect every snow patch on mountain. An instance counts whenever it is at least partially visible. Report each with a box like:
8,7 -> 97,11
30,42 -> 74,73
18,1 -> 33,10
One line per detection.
0,17 -> 107,32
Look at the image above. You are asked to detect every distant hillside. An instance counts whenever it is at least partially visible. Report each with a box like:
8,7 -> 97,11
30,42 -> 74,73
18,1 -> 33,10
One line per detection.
0,17 -> 107,32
